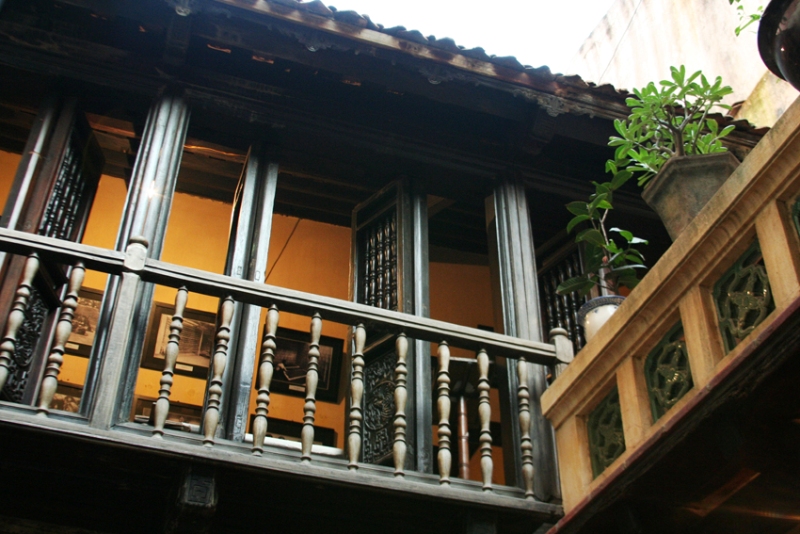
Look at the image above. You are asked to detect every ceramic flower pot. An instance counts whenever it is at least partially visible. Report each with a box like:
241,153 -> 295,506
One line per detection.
759,0 -> 800,91
641,152 -> 740,241
577,295 -> 626,342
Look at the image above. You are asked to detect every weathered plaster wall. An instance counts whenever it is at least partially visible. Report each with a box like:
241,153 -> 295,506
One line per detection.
570,0 -> 797,127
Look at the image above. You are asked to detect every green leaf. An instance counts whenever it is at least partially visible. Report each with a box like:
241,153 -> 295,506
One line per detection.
610,227 -> 634,242
588,192 -> 609,212
610,170 -> 632,190
577,228 -> 605,247
566,214 -> 590,234
566,201 -> 588,216
556,276 -> 597,296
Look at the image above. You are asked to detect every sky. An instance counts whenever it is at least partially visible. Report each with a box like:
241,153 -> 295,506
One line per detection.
325,0 -> 620,75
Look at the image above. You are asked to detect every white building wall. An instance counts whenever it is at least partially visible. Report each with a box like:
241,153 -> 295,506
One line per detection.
570,0 -> 796,127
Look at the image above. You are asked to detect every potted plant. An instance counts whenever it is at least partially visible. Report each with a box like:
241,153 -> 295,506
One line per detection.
556,172 -> 648,341
608,65 -> 739,240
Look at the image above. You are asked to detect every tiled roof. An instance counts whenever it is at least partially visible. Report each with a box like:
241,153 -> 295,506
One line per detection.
220,0 -> 768,136
264,0 -> 626,92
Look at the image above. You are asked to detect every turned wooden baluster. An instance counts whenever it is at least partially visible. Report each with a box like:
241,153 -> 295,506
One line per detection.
36,262 -> 85,415
203,296 -> 235,446
348,323 -> 366,470
436,341 -> 452,485
518,356 -> 535,498
375,225 -> 385,308
252,304 -> 279,455
0,253 -> 40,392
476,349 -> 493,491
367,229 -> 376,306
393,332 -> 409,477
382,219 -> 392,310
152,287 -> 188,436
300,313 -> 322,462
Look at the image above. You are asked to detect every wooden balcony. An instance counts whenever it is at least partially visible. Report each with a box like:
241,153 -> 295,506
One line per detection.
542,97 -> 800,532
0,225 -> 568,533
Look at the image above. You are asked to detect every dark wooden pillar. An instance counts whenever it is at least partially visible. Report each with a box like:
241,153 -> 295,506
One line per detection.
410,181 -> 432,473
221,143 -> 278,441
84,90 -> 190,426
486,178 -> 559,501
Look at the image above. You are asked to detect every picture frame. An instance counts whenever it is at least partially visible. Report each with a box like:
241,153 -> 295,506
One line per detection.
140,302 -> 217,379
64,288 -> 103,357
51,382 -> 83,413
271,327 -> 344,403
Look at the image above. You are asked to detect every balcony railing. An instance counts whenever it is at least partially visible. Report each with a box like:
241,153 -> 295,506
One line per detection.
541,96 -> 800,516
0,225 -> 570,520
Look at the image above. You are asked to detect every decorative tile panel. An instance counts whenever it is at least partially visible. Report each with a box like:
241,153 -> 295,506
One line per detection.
587,387 -> 625,478
644,323 -> 692,421
713,241 -> 774,353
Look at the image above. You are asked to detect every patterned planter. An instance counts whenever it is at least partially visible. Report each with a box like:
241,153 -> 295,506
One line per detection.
577,295 -> 625,342
642,152 -> 740,241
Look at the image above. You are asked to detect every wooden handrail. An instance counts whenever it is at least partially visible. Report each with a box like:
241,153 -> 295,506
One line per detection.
0,226 -> 557,364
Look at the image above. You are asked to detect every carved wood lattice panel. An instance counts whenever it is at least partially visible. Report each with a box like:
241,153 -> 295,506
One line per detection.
0,286 -> 48,403
39,136 -> 90,240
361,211 -> 398,311
713,241 -> 774,353
362,347 -> 396,464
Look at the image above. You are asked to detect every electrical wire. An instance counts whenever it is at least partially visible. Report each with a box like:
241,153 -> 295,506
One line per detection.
265,217 -> 301,282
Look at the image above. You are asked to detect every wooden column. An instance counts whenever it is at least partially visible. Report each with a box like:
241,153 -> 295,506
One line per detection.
89,238 -> 148,429
222,145 -> 278,441
83,90 -> 190,420
410,183 -> 433,473
486,178 -> 559,501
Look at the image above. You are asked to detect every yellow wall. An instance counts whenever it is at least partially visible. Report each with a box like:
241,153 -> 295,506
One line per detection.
0,150 -> 20,206
0,149 -> 504,475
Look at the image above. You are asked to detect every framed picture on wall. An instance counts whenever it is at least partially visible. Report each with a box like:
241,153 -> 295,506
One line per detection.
140,302 -> 217,379
51,382 -> 83,413
270,327 -> 344,403
64,288 -> 103,357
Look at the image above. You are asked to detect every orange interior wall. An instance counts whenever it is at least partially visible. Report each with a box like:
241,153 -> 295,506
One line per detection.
0,150 -> 504,479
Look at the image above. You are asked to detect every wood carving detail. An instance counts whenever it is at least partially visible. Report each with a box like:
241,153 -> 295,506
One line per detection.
39,136 -> 91,240
2,286 -> 48,403
361,211 -> 398,311
362,348 -> 397,464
